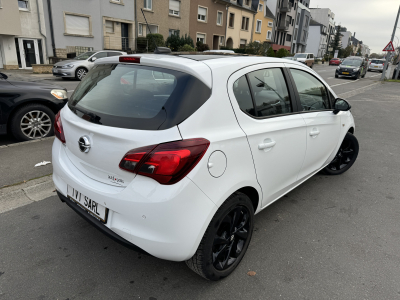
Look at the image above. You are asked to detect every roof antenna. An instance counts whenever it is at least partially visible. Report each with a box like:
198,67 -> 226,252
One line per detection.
140,8 -> 171,54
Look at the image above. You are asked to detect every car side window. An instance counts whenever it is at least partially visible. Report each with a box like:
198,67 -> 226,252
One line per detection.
233,75 -> 256,117
290,69 -> 330,111
107,52 -> 121,57
93,52 -> 108,59
247,68 -> 292,117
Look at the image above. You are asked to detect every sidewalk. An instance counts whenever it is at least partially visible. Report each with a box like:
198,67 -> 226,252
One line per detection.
0,68 -> 54,82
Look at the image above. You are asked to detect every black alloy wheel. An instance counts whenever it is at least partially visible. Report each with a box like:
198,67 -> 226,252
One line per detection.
186,192 -> 254,280
321,132 -> 359,175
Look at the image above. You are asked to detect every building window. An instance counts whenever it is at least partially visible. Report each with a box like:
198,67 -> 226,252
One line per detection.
243,0 -> 250,6
256,20 -> 262,33
220,36 -> 224,45
240,39 -> 246,49
305,16 -> 309,28
198,6 -> 207,22
229,13 -> 235,28
297,13 -> 300,25
286,34 -> 292,42
258,4 -> 263,11
196,33 -> 206,43
105,20 -> 114,33
65,13 -> 91,36
144,0 -> 152,10
294,28 -> 298,40
18,0 -> 29,10
267,30 -> 272,40
169,29 -> 180,37
217,11 -> 223,25
241,17 -> 249,31
138,23 -> 143,36
268,21 -> 273,27
169,0 -> 180,16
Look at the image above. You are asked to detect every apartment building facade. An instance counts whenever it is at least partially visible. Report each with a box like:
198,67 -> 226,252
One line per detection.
291,1 -> 310,53
189,0 -> 227,49
137,0 -> 190,41
252,0 -> 275,44
0,0 -> 47,69
309,8 -> 335,57
43,0 -> 135,59
305,19 -> 327,57
224,0 -> 256,49
267,0 -> 298,52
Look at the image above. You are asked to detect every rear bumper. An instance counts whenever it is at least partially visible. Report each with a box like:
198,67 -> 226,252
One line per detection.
52,138 -> 217,261
57,191 -> 150,255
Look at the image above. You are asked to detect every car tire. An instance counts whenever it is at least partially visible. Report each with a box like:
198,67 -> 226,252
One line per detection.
320,132 -> 359,176
310,63 -> 314,68
335,74 -> 339,78
75,67 -> 88,81
361,73 -> 365,78
10,103 -> 55,142
185,192 -> 254,281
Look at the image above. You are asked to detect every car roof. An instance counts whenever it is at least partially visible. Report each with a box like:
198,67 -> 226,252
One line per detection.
94,54 -> 309,88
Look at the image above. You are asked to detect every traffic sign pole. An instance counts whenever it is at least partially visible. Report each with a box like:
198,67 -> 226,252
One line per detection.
380,5 -> 400,81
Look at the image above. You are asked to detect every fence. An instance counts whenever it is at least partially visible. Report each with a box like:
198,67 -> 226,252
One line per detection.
104,37 -> 135,53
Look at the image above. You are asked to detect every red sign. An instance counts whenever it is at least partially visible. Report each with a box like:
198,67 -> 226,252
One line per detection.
383,41 -> 395,52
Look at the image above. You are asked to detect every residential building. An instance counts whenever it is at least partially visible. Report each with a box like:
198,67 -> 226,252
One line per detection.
309,8 -> 335,57
291,1 -> 311,53
267,0 -> 299,52
305,19 -> 327,57
43,0 -> 135,59
340,29 -> 352,49
351,35 -> 360,55
251,0 -> 275,44
189,0 -> 227,49
0,0 -> 47,70
224,0 -> 256,49
137,0 -> 190,42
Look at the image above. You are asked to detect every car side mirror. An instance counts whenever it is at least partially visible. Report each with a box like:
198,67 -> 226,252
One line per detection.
0,72 -> 8,80
91,57 -> 97,62
333,98 -> 351,114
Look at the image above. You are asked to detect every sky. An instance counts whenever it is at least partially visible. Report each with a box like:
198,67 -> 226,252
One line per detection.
309,0 -> 400,53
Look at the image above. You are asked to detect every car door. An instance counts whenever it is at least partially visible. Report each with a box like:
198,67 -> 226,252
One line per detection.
87,52 -> 107,70
285,64 -> 341,180
227,63 -> 307,207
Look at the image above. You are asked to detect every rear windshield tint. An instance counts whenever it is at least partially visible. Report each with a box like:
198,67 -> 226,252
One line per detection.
69,64 -> 211,130
371,60 -> 383,64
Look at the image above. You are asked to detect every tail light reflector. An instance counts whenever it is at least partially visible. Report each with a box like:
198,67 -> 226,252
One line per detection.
54,111 -> 66,143
119,139 -> 210,185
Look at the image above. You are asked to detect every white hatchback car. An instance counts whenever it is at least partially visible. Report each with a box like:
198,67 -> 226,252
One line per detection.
53,54 -> 359,280
368,59 -> 385,72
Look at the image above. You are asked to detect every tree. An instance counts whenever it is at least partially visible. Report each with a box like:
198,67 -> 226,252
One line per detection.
266,47 -> 276,57
329,25 -> 341,57
342,45 -> 352,58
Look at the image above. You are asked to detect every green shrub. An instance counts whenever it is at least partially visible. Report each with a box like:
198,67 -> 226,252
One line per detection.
178,44 -> 196,52
233,48 -> 246,54
275,48 -> 290,58
146,33 -> 164,52
166,34 -> 194,52
266,47 -> 276,57
196,41 -> 210,52
245,42 -> 270,56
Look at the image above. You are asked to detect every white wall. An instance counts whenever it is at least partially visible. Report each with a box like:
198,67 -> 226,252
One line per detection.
0,36 -> 19,66
305,26 -> 320,57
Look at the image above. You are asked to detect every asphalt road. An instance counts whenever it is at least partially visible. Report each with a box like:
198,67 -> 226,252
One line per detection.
1,68 -> 400,299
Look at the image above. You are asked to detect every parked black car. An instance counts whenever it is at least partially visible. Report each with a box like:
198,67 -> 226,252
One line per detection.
0,73 -> 68,141
335,56 -> 368,79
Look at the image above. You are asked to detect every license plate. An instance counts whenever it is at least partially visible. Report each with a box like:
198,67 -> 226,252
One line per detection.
342,72 -> 349,75
374,66 -> 379,68
67,185 -> 108,223
53,69 -> 58,73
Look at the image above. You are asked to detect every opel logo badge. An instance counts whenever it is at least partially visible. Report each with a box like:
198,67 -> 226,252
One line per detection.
78,136 -> 91,153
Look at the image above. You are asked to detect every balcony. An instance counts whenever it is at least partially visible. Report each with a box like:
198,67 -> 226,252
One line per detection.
280,0 -> 291,12
278,20 -> 290,31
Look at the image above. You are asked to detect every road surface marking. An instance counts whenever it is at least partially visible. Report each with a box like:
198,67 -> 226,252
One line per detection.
330,79 -> 359,87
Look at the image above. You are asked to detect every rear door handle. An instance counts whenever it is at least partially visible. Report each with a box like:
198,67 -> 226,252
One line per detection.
309,130 -> 320,137
258,140 -> 276,150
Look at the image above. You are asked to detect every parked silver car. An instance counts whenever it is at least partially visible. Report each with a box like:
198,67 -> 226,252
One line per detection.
52,50 -> 127,80
368,59 -> 385,73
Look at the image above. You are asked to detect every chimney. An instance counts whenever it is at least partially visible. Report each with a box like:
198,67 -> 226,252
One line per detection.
354,32 -> 356,38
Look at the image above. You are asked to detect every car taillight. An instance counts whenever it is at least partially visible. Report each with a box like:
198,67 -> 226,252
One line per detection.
119,56 -> 141,63
54,111 -> 66,143
119,139 -> 210,185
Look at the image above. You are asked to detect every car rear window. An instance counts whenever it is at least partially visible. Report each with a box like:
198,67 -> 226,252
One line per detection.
371,60 -> 383,64
68,64 -> 211,130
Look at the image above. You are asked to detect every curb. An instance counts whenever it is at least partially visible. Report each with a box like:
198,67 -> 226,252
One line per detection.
0,136 -> 54,149
0,175 -> 55,214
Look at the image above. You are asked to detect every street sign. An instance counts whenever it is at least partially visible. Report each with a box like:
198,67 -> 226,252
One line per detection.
383,41 -> 395,52
328,47 -> 333,51
334,50 -> 339,58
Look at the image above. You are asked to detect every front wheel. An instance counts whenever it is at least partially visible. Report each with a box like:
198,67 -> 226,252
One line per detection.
10,103 -> 55,141
335,74 -> 339,78
320,132 -> 359,175
186,192 -> 254,280
75,67 -> 88,81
